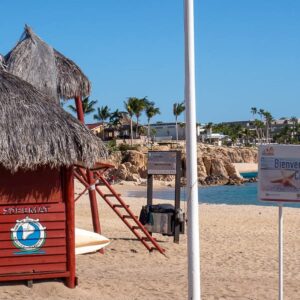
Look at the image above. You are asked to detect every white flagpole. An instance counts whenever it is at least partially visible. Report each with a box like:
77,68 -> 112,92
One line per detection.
184,0 -> 201,299
279,203 -> 283,300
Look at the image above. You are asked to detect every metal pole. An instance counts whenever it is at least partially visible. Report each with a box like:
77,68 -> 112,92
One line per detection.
147,174 -> 153,206
279,203 -> 283,300
184,0 -> 201,299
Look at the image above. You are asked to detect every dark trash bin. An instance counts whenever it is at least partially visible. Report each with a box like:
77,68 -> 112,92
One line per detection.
139,204 -> 184,236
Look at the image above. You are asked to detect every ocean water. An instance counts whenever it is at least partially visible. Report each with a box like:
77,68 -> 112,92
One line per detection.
240,172 -> 258,178
128,182 -> 300,208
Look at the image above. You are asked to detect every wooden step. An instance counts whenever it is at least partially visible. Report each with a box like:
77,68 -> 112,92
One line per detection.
103,193 -> 121,197
122,215 -> 138,219
132,226 -> 141,230
112,204 -> 130,208
122,215 -> 132,219
141,237 -> 157,242
150,247 -> 165,252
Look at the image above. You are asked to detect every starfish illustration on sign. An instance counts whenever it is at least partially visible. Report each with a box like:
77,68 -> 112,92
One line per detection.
271,171 -> 297,188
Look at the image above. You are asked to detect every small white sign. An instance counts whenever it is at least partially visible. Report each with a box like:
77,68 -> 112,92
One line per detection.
148,151 -> 177,175
258,144 -> 300,202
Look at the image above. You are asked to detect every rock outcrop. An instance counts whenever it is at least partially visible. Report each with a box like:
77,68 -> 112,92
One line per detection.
107,144 -> 257,186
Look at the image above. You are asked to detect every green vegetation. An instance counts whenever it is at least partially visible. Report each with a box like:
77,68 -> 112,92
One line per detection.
273,120 -> 300,144
145,100 -> 160,141
93,105 -> 110,139
208,108 -> 300,146
250,107 -> 273,143
173,101 -> 185,142
123,97 -> 149,143
117,143 -> 139,152
123,97 -> 135,145
68,97 -> 97,116
212,123 -> 251,145
66,98 -> 300,147
105,140 -> 139,153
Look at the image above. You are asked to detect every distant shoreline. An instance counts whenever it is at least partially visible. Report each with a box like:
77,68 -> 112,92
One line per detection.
233,163 -> 258,173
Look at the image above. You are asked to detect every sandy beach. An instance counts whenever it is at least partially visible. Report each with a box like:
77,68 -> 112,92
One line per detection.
233,162 -> 258,173
1,181 -> 300,300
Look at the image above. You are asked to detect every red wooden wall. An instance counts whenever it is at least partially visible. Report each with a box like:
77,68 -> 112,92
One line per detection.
0,166 -> 75,287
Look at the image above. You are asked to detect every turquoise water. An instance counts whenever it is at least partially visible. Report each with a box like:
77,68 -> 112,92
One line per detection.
128,182 -> 300,208
240,172 -> 258,178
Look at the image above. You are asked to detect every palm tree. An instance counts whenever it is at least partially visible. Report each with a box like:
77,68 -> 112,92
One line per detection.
145,101 -> 160,141
68,97 -> 97,116
124,97 -> 138,145
255,109 -> 265,142
93,105 -> 111,140
173,102 -> 185,142
109,109 -> 123,128
250,107 -> 257,119
232,124 -> 244,145
243,128 -> 252,145
274,125 -> 291,144
254,119 -> 264,144
290,116 -> 298,141
205,122 -> 213,143
250,107 -> 258,144
130,97 -> 147,138
263,111 -> 273,143
258,109 -> 265,121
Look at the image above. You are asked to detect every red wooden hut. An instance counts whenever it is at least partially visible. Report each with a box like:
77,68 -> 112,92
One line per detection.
0,65 -> 107,287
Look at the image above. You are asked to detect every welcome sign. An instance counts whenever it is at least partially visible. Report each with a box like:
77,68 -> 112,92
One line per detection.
258,144 -> 300,202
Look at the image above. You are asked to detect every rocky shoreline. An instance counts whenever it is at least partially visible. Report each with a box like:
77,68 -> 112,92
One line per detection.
106,144 -> 258,186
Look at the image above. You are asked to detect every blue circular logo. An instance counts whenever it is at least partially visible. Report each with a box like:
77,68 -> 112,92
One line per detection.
11,216 -> 46,254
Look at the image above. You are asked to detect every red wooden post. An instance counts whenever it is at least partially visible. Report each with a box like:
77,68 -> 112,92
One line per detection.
74,96 -> 102,235
74,96 -> 85,123
86,171 -> 101,233
64,166 -> 76,288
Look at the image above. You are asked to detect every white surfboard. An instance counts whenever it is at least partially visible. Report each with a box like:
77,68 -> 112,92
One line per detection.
75,228 -> 110,255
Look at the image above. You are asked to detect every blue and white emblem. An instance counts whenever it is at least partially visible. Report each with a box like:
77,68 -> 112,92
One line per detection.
11,216 -> 46,255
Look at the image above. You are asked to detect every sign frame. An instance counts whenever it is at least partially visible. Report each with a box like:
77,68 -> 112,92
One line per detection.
258,144 -> 300,203
147,151 -> 178,175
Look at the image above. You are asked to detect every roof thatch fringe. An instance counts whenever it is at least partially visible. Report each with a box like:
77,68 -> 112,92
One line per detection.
0,54 -> 6,70
54,49 -> 91,100
5,25 -> 91,102
0,69 -> 107,172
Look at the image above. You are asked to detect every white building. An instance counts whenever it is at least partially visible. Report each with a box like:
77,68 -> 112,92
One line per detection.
149,122 -> 202,141
203,133 -> 229,146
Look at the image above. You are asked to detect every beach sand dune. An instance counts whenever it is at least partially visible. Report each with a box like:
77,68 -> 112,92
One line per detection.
0,183 -> 300,299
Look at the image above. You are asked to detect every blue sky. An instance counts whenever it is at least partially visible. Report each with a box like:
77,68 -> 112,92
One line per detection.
1,0 -> 300,124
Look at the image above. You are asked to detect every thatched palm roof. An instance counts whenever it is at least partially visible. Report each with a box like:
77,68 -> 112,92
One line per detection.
5,25 -> 91,103
0,54 -> 5,69
0,69 -> 106,172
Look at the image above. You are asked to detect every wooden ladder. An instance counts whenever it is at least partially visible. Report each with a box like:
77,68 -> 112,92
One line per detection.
74,167 -> 165,255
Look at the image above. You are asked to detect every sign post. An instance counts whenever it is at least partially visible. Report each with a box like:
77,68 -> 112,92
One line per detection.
147,150 -> 182,243
279,203 -> 283,300
258,144 -> 300,300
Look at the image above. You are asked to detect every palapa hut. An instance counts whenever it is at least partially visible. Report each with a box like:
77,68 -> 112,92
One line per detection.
5,25 -> 103,235
3,28 -> 165,256
5,25 -> 90,103
0,62 -> 106,287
